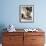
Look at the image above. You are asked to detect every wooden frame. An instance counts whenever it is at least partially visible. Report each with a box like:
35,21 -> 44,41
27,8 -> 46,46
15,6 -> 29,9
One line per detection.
19,5 -> 34,23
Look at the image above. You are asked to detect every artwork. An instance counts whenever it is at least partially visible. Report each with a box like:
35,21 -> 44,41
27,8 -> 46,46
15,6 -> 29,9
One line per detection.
19,5 -> 34,23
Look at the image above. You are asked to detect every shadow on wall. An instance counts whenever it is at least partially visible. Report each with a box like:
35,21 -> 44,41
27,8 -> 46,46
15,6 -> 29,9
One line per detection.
0,24 -> 7,43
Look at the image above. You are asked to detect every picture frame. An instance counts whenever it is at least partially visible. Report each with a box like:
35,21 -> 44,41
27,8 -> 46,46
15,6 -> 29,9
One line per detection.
19,5 -> 34,23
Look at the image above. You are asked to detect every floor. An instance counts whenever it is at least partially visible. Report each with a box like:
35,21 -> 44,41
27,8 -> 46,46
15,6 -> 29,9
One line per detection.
0,44 -> 2,46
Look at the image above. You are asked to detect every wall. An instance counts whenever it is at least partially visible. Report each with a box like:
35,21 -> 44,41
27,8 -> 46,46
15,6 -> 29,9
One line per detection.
0,0 -> 46,29
0,0 -> 46,44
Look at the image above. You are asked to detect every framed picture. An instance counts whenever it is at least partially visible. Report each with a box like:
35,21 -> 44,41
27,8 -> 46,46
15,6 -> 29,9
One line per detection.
19,5 -> 34,23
